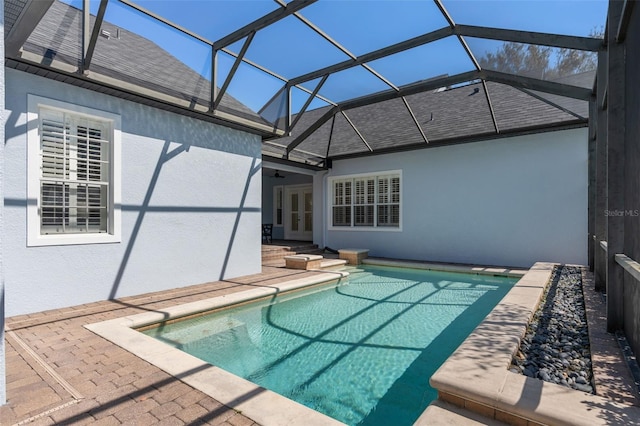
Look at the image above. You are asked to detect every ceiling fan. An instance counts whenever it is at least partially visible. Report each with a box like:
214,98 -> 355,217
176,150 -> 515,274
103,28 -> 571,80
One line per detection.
271,170 -> 286,178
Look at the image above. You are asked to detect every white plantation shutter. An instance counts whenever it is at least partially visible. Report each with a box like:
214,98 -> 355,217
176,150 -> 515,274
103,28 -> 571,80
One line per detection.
377,175 -> 400,227
333,180 -> 352,226
390,176 -> 400,225
330,172 -> 400,229
39,110 -> 110,234
354,178 -> 374,226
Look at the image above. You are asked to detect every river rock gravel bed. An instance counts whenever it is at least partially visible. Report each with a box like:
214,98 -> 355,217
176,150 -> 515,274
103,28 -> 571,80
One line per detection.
510,265 -> 594,394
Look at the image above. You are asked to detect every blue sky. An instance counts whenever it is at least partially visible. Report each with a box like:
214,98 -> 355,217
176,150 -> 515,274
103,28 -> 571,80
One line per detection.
66,0 -> 608,114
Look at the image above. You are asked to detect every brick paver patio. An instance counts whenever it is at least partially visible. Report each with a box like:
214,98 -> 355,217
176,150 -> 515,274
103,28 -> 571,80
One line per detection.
1,267 -> 326,425
1,266 -> 638,425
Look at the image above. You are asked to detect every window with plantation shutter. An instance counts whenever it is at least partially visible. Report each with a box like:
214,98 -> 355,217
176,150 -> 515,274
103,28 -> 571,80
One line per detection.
377,175 -> 400,227
354,177 -> 374,226
329,171 -> 401,230
332,179 -> 352,226
40,112 -> 110,234
28,95 -> 121,246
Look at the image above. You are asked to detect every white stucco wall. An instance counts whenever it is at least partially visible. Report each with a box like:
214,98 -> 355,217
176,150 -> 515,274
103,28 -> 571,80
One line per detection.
324,128 -> 588,268
1,0 -> 7,405
4,69 -> 262,317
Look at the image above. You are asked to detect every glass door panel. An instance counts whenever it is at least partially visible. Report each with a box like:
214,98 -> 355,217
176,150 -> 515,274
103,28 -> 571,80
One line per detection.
304,191 -> 313,232
290,193 -> 299,232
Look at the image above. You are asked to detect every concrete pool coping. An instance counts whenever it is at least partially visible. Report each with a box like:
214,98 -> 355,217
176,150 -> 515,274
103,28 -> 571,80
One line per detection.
86,270 -> 349,426
83,260 -> 528,426
83,260 -> 640,426
421,262 -> 640,426
361,258 -> 528,278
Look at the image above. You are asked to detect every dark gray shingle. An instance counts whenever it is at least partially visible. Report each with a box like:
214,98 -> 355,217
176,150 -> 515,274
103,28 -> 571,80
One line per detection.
19,1 -> 267,124
4,0 -> 28,37
277,78 -> 586,160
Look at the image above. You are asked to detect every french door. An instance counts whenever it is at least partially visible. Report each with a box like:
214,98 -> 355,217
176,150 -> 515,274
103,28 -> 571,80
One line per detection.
284,185 -> 313,241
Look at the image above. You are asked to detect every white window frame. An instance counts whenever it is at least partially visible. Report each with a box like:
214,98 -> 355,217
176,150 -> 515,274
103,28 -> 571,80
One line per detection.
273,185 -> 284,227
328,170 -> 402,232
27,94 -> 122,246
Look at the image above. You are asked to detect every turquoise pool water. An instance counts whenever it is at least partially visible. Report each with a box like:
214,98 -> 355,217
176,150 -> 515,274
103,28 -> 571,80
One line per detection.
143,265 -> 517,425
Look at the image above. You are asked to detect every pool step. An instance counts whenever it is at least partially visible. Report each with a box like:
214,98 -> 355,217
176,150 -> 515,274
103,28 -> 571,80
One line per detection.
262,242 -> 350,270
284,254 -> 324,270
262,243 -> 323,265
343,271 -> 375,281
319,259 -> 348,270
340,267 -> 369,275
282,255 -> 348,271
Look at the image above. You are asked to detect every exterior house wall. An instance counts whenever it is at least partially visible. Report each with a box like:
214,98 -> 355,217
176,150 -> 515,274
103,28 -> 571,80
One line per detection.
4,69 -> 262,317
313,171 -> 329,247
1,0 -> 6,405
324,128 -> 588,268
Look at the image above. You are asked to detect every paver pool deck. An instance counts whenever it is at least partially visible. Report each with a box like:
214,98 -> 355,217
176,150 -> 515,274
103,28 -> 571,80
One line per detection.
1,264 -> 639,425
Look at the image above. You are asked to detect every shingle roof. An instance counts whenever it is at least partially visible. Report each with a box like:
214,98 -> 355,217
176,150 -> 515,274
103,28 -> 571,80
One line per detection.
523,71 -> 593,119
274,78 -> 587,162
16,0 -> 267,125
3,0 -> 27,37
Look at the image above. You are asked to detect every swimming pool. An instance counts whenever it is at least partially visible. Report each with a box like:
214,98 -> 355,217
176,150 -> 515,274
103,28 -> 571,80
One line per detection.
142,265 -> 517,425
